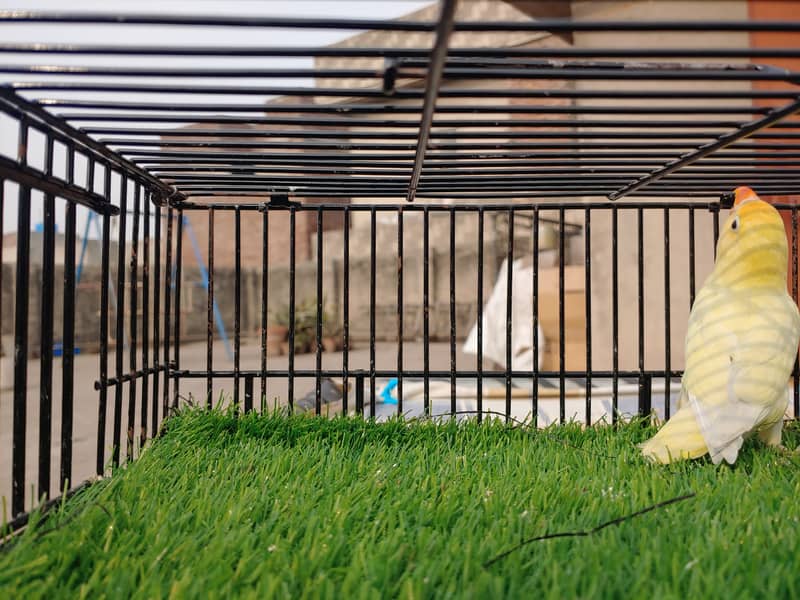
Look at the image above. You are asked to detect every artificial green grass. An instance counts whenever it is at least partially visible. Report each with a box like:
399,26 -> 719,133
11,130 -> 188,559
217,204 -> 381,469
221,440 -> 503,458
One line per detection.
2,410 -> 800,599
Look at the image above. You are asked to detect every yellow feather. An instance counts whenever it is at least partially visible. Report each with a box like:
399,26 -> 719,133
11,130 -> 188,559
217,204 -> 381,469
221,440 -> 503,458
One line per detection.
640,404 -> 708,463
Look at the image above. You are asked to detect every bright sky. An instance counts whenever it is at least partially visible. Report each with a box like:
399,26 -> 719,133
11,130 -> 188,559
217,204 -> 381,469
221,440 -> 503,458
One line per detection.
0,0 -> 432,235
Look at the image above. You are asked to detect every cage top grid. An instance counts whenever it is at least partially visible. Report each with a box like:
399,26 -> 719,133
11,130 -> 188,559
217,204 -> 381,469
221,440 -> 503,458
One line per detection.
1,3 -> 800,206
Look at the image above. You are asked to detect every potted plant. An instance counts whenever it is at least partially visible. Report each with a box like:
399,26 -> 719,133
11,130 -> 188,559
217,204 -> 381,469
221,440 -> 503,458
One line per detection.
321,308 -> 343,352
293,328 -> 313,354
287,299 -> 316,355
267,304 -> 290,356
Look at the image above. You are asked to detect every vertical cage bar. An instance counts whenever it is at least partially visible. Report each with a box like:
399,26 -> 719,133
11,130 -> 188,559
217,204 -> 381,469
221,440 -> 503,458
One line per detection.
112,175 -> 127,468
342,207 -> 350,415
638,374 -> 652,422
206,207 -> 214,406
583,207 -> 591,425
0,182 -> 3,398
0,182 -> 3,411
244,375 -> 254,413
611,206 -> 619,423
315,207 -> 324,415
11,118 -> 31,517
688,207 -> 696,308
173,210 -> 183,409
369,207 -> 377,417
151,201 -> 161,438
637,208 -> 646,418
396,206 -> 403,416
288,207 -> 296,410
476,208 -> 484,422
355,374 -> 364,415
96,166 -> 111,475
423,207 -> 430,415
233,207 -> 241,410
60,148 -> 77,489
793,207 -> 799,417
38,135 -> 55,502
712,205 -> 720,260
505,208 -> 513,421
12,183 -> 31,516
127,184 -> 140,461
663,207 -> 672,419
260,207 -> 268,408
140,190 -> 150,448
558,207 -> 566,424
637,208 -> 645,377
163,207 -> 173,418
449,208 -> 456,415
532,207 -> 540,426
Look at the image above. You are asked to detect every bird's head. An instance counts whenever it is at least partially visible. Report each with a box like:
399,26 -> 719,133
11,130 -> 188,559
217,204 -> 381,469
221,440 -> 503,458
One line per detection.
713,186 -> 789,290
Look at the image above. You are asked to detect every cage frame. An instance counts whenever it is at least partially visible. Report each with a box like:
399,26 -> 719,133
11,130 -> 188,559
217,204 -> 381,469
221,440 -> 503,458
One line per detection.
2,2 -> 800,531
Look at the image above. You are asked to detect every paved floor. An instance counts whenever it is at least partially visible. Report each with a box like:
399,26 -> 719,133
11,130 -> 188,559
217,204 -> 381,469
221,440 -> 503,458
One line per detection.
0,340 -> 485,513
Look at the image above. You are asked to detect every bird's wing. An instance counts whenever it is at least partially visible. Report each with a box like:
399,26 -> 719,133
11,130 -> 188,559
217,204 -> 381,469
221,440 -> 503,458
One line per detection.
682,287 -> 799,464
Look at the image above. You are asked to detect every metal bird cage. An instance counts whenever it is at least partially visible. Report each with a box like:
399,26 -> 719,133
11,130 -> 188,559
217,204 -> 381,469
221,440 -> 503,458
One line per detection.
2,1 -> 800,530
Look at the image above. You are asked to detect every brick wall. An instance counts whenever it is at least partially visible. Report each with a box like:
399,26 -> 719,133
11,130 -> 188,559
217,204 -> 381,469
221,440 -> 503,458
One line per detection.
749,0 -> 800,295
181,201 -> 346,271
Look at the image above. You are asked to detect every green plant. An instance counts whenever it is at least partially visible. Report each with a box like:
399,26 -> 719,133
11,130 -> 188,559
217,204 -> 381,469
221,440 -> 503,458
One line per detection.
291,327 -> 312,353
269,301 -> 317,333
293,298 -> 316,328
321,306 -> 342,338
267,300 -> 323,353
268,304 -> 291,329
286,299 -> 315,353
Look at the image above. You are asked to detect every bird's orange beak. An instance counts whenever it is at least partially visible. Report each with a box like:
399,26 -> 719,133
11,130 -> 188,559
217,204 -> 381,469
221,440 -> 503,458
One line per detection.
733,186 -> 759,207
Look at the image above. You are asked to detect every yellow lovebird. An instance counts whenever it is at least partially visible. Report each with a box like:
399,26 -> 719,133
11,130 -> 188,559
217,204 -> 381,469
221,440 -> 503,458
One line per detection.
641,186 -> 800,464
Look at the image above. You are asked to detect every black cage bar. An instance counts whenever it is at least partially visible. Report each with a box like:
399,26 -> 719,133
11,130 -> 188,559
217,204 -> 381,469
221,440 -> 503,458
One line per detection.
2,3 -> 800,530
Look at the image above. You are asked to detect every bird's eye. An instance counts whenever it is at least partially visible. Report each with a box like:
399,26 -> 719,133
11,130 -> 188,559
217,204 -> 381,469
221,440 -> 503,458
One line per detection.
731,216 -> 740,232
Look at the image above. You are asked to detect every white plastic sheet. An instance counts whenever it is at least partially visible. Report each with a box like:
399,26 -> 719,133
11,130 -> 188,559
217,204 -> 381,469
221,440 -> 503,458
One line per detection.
462,257 -> 545,370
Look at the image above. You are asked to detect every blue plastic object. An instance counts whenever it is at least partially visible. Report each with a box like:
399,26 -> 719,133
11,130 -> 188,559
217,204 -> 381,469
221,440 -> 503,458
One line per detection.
182,215 -> 234,361
53,343 -> 81,357
76,211 -> 94,285
379,378 -> 399,405
34,222 -> 57,234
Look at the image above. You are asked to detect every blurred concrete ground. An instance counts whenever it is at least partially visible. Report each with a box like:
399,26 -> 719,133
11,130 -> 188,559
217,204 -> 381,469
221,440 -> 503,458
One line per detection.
0,339 -> 482,515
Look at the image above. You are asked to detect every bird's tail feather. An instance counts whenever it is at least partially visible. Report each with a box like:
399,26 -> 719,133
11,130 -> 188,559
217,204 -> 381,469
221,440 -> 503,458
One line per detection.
639,405 -> 708,464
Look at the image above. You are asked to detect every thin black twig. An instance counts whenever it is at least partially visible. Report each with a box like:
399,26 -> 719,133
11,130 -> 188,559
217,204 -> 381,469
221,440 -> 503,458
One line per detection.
168,392 -> 198,416
483,491 -> 696,568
